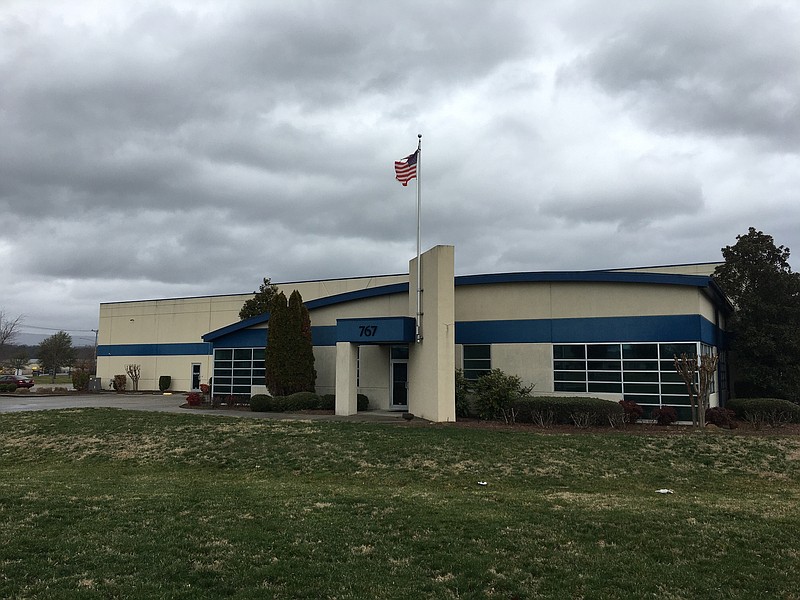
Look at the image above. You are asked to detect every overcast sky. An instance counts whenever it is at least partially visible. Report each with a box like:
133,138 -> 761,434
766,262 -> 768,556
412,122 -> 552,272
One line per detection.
2,0 -> 799,341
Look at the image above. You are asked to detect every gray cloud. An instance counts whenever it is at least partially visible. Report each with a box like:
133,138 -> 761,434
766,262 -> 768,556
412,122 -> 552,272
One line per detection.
568,1 -> 800,149
1,0 -> 799,334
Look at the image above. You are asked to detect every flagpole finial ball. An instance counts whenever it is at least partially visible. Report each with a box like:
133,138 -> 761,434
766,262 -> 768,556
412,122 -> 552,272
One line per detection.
418,134 -> 422,139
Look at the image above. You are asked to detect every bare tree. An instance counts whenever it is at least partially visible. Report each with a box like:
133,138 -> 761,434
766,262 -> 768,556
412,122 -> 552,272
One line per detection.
0,309 -> 23,351
125,364 -> 141,392
674,352 -> 720,427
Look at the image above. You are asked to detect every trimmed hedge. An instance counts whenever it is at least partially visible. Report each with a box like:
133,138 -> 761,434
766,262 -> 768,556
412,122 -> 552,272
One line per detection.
511,396 -> 624,427
0,383 -> 17,393
727,397 -> 800,426
251,392 -> 370,413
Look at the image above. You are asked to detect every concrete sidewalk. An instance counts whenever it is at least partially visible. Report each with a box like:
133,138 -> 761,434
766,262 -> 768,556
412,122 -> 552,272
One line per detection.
0,392 -> 408,423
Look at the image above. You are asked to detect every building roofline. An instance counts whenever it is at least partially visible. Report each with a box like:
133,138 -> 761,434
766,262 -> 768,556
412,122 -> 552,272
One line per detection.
202,270 -> 733,340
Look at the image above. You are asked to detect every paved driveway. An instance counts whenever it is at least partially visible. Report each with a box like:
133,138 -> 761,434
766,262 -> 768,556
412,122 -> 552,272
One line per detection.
0,393 -> 405,423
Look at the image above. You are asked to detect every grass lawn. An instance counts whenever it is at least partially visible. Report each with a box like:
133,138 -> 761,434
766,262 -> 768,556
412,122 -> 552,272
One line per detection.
32,374 -> 73,386
1,410 -> 799,599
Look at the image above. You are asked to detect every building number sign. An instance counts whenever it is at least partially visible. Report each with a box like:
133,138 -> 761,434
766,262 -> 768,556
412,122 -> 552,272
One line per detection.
358,325 -> 378,337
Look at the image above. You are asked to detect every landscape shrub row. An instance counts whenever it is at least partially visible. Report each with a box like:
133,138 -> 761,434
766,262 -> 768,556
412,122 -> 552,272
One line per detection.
0,383 -> 17,393
251,392 -> 369,413
509,396 -> 626,427
727,397 -> 800,427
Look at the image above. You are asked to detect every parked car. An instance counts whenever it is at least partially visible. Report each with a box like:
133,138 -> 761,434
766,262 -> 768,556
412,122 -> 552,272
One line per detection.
0,375 -> 35,389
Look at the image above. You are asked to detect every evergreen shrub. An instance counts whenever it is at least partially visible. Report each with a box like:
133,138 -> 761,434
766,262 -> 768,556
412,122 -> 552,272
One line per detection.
357,394 -> 369,411
285,391 -> 321,410
71,370 -> 91,392
0,383 -> 16,393
159,376 -> 171,392
473,369 -> 533,423
727,398 -> 800,427
250,394 -> 273,412
113,375 -> 127,393
512,396 -> 624,427
454,369 -> 471,418
319,394 -> 335,410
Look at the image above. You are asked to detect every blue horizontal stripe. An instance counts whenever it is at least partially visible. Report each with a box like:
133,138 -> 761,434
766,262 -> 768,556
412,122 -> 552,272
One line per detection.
97,343 -> 212,357
455,315 -> 720,345
312,325 -> 337,347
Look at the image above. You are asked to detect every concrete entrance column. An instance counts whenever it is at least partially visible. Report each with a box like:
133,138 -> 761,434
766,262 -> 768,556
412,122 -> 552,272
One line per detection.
335,341 -> 358,416
408,245 -> 456,422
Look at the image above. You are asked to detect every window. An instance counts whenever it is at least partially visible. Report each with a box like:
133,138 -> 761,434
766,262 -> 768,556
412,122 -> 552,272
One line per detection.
463,345 -> 491,380
213,348 -> 266,397
553,342 -> 718,421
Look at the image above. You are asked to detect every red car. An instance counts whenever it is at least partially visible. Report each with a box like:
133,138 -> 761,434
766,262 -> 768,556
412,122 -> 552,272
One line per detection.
0,375 -> 35,388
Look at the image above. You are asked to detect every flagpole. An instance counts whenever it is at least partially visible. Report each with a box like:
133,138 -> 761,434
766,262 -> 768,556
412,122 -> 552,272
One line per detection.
415,133 -> 422,343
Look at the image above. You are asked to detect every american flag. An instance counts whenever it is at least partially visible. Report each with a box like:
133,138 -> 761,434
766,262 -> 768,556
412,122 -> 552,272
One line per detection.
394,150 -> 418,186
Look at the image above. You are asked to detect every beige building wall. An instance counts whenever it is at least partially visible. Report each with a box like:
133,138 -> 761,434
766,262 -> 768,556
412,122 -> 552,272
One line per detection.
97,274 -> 409,392
490,343 -> 554,393
456,282 -> 717,322
309,294 -> 409,326
357,345 -> 391,409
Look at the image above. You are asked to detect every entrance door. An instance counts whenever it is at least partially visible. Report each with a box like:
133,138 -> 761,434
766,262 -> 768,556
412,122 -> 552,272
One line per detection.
191,363 -> 201,391
391,360 -> 408,409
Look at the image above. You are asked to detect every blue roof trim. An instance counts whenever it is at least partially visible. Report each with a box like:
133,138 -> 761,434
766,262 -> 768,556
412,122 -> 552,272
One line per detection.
204,313 -> 269,342
304,283 -> 409,310
202,283 -> 410,341
97,343 -> 212,357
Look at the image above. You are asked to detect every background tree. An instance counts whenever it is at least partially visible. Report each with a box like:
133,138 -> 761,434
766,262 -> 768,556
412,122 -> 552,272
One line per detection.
11,352 -> 28,376
37,331 -> 75,383
713,228 -> 800,399
265,291 -> 316,396
239,277 -> 279,320
0,309 -> 23,353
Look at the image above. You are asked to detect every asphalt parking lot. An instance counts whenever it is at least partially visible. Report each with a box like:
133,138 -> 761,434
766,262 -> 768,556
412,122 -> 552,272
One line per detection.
0,392 -> 406,423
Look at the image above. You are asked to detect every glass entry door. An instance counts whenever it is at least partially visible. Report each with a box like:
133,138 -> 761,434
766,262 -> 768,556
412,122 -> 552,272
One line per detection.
391,360 -> 408,409
191,363 -> 201,391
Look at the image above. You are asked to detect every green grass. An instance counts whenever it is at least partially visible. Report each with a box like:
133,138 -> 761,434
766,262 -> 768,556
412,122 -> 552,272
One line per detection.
1,409 -> 799,599
32,374 -> 73,385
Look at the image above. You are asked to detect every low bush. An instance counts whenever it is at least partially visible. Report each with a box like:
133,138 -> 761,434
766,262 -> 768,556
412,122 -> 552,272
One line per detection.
71,370 -> 91,392
705,406 -> 738,429
250,394 -> 273,412
186,392 -> 202,406
473,369 -> 534,423
727,398 -> 800,428
158,376 -> 171,392
652,406 -> 678,426
113,375 -> 127,393
619,400 -> 644,424
454,369 -> 471,418
251,392 -> 368,412
0,383 -> 17,393
512,396 -> 624,428
14,387 -> 31,394
284,391 -> 321,411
